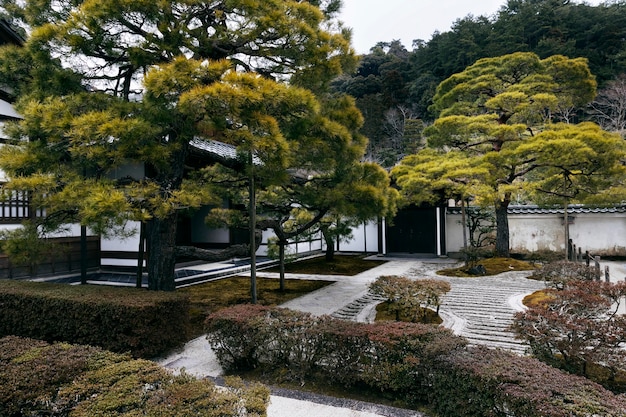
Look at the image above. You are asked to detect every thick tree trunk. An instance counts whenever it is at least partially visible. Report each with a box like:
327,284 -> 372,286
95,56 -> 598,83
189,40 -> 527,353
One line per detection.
279,241 -> 286,292
322,227 -> 335,261
136,221 -> 145,289
145,132 -> 189,291
147,213 -> 178,291
494,199 -> 510,258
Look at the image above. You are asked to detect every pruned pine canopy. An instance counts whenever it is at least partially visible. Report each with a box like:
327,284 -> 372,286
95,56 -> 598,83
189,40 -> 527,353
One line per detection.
393,52 -> 626,257
0,0 -> 392,290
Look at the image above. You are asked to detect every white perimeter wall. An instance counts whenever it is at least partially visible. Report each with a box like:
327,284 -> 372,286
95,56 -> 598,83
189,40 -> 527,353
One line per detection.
338,221 -> 380,253
446,210 -> 626,256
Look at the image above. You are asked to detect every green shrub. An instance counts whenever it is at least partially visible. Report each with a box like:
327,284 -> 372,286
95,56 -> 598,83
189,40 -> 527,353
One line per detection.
369,275 -> 450,321
0,280 -> 190,358
0,335 -> 270,417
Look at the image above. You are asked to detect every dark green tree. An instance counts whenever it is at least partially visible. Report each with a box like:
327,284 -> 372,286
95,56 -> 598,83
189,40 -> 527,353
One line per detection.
0,0 -> 356,290
395,52 -> 625,257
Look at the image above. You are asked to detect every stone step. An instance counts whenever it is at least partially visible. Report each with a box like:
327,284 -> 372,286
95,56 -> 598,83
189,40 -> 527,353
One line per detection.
329,273 -> 542,355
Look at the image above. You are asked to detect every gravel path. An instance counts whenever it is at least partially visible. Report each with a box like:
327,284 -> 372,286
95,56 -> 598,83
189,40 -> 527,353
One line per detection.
326,259 -> 545,354
159,257 -> 548,417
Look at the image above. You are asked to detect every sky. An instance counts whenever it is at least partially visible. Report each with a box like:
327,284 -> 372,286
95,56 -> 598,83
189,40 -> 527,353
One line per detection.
338,0 -> 604,54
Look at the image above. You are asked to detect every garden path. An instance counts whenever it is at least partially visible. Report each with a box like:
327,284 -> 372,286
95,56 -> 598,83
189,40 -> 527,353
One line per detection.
160,256 -> 626,417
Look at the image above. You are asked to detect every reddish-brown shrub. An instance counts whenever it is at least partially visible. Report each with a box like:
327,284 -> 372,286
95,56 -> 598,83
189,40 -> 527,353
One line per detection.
428,346 -> 626,417
206,305 -> 466,392
512,279 -> 626,388
205,304 -> 272,370
207,305 -> 626,416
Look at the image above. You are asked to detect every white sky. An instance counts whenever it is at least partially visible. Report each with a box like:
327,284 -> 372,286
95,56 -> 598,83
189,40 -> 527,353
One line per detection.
339,0 -> 605,54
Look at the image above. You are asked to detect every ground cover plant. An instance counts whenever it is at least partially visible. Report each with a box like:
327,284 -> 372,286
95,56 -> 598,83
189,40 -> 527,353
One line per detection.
265,254 -> 385,275
180,277 -> 332,338
437,257 -> 535,277
375,303 -> 442,324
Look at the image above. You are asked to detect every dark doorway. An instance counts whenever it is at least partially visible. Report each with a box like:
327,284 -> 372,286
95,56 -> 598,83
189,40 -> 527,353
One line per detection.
386,206 -> 437,254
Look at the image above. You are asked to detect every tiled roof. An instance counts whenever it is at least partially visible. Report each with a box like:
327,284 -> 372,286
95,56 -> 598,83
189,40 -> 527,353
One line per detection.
189,137 -> 262,165
447,205 -> 626,215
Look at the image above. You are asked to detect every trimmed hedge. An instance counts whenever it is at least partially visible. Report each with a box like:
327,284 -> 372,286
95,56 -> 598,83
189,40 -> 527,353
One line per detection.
206,305 -> 626,417
0,279 -> 190,358
0,335 -> 269,417
205,304 -> 466,395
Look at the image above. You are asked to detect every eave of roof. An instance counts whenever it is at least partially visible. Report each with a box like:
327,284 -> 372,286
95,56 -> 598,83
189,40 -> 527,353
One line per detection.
0,98 -> 22,120
0,19 -> 24,46
189,137 -> 262,165
447,204 -> 626,215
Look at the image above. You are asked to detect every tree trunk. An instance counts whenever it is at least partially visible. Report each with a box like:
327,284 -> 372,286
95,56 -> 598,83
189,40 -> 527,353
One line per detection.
80,224 -> 87,285
494,198 -> 510,258
564,203 -> 570,261
279,241 -> 286,292
145,133 -> 188,291
248,154 -> 257,304
136,221 -> 145,289
322,227 -> 335,261
147,213 -> 178,291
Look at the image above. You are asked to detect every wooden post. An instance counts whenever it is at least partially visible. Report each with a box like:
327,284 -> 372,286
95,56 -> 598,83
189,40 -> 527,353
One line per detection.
578,247 -> 582,263
586,251 -> 590,267
605,266 -> 610,283
595,256 -> 601,281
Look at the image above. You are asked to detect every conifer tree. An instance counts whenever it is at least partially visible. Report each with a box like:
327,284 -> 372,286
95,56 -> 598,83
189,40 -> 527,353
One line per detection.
394,52 -> 626,257
0,0 -> 357,290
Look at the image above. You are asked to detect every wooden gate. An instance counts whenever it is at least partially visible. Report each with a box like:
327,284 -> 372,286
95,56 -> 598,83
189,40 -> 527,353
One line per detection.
386,206 -> 437,254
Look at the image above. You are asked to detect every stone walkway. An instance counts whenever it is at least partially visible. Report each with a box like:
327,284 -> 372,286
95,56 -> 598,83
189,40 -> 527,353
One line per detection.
309,258 -> 545,354
161,256 -> 621,417
437,272 -> 544,353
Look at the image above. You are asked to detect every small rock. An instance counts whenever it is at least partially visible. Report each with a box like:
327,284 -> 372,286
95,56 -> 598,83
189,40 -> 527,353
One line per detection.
467,264 -> 487,276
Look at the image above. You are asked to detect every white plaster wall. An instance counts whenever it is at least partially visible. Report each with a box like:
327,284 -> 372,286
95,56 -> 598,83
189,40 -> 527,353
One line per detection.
568,213 -> 626,255
0,222 -> 99,239
446,210 -> 626,255
445,212 -> 466,253
509,214 -> 564,253
100,221 -> 141,252
338,221 -> 380,253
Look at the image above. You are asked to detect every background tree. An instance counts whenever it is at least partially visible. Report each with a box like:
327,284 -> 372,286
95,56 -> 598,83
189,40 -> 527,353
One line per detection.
332,41 -> 422,167
411,52 -> 600,257
589,74 -> 626,137
0,0 -> 356,290
335,1 -> 626,166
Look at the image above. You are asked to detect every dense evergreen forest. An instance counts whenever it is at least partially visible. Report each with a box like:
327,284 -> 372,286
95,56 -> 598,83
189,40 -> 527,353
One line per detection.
332,0 -> 626,166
